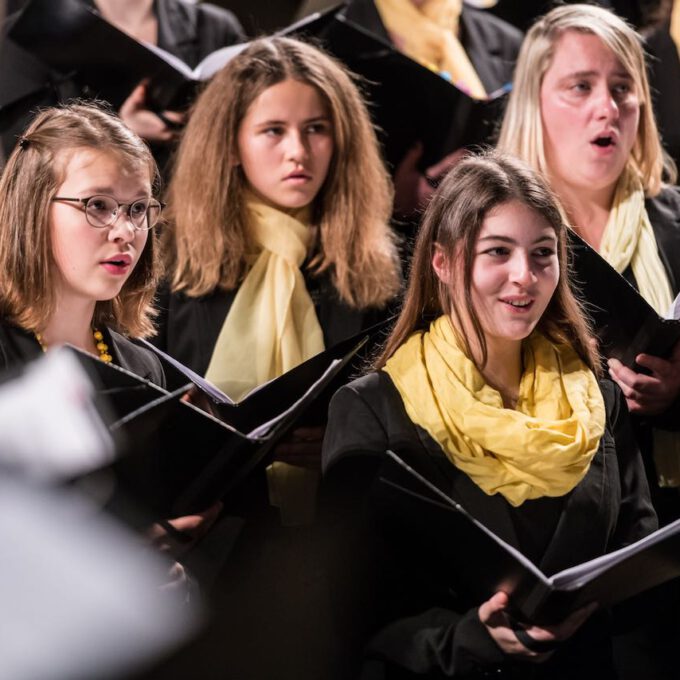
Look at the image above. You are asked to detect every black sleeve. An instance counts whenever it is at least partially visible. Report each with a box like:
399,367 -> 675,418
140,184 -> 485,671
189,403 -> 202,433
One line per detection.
606,381 -> 658,549
195,2 -> 246,56
323,381 -> 506,678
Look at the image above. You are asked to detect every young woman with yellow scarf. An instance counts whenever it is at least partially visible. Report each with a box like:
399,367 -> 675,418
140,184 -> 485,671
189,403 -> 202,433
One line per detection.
322,152 -> 657,678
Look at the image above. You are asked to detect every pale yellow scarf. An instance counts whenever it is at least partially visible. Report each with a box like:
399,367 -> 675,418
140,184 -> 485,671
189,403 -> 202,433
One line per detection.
600,168 -> 673,315
374,0 -> 487,98
204,199 -> 324,401
600,171 -> 680,487
383,316 -> 605,506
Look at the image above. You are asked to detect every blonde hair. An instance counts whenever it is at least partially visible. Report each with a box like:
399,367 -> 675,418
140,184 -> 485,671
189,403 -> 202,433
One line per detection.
0,102 -> 162,337
497,3 -> 676,195
164,36 -> 400,308
376,151 -> 601,375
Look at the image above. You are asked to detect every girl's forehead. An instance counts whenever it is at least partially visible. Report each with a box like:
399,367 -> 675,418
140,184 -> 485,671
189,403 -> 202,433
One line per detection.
54,147 -> 151,187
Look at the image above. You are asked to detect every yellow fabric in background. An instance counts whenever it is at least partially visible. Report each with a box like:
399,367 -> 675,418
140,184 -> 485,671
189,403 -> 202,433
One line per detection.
374,0 -> 487,98
384,316 -> 605,506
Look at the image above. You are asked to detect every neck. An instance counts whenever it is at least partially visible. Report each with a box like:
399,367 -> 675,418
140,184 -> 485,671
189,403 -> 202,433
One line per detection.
95,0 -> 157,43
473,335 -> 523,409
40,297 -> 98,355
551,177 -> 616,252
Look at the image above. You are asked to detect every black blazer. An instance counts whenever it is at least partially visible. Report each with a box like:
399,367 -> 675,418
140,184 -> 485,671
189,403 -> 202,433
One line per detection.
322,371 -> 657,679
0,319 -> 165,387
152,272 -> 392,377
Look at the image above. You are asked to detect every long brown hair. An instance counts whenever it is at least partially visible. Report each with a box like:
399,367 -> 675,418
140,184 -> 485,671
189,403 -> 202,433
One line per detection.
376,151 -> 601,374
164,36 -> 400,308
497,3 -> 676,195
0,102 -> 162,337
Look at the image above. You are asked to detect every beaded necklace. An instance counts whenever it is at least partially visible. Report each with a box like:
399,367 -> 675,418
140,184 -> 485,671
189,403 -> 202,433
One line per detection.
34,328 -> 113,363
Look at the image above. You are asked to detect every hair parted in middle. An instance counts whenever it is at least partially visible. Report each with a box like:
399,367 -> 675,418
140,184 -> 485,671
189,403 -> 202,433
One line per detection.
497,2 -> 676,195
375,150 -> 600,374
0,101 -> 162,338
164,36 -> 401,308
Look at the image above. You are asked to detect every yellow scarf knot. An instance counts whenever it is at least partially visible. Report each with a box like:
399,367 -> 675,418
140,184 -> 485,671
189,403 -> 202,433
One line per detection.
383,316 -> 605,506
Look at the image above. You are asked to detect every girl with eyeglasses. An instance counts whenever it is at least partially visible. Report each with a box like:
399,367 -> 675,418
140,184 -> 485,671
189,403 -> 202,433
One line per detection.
0,102 -> 163,374
0,102 -> 221,578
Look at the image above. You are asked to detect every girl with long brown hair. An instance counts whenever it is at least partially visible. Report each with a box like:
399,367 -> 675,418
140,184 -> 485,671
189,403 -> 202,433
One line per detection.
323,151 -> 656,678
156,36 -> 401,400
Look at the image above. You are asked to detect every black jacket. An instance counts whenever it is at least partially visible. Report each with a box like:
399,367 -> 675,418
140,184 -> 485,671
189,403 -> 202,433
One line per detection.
0,319 -> 165,387
322,371 -> 657,679
152,272 -> 392,376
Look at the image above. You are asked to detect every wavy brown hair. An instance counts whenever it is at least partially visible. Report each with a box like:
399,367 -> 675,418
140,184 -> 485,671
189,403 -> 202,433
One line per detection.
164,36 -> 400,308
497,3 -> 676,196
0,102 -> 162,337
375,151 -> 601,375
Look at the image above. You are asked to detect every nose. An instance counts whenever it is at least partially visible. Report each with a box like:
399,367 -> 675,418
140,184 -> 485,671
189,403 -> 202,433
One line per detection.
107,211 -> 136,243
284,129 -> 308,163
509,252 -> 537,287
595,84 -> 619,122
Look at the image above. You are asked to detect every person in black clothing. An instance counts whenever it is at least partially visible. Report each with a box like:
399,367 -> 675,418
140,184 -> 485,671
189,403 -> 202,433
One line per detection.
323,151 -> 657,679
0,0 -> 245,164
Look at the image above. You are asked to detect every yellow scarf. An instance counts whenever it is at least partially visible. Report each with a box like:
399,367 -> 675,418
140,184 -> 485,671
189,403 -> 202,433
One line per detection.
374,0 -> 487,99
383,316 -> 605,506
204,199 -> 325,401
600,168 -> 673,315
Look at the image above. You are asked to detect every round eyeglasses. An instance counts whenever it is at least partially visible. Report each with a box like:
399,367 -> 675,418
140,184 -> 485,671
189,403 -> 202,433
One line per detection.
51,194 -> 164,230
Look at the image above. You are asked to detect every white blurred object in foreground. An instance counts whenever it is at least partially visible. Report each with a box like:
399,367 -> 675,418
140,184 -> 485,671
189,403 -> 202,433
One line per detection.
0,479 -> 201,679
0,348 -> 115,480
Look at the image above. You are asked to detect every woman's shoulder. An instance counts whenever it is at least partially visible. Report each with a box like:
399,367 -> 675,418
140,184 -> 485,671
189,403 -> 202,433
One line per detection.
646,185 -> 680,226
461,6 -> 524,55
107,329 -> 166,388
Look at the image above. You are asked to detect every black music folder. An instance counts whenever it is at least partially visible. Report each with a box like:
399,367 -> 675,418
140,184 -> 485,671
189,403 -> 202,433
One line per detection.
285,2 -> 510,170
568,230 -> 680,368
385,450 -> 680,626
70,319 -> 391,517
9,0 -> 246,110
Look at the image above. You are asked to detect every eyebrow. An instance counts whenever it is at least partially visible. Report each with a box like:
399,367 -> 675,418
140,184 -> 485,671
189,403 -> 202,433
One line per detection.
478,234 -> 557,245
559,69 -> 632,80
253,115 -> 331,126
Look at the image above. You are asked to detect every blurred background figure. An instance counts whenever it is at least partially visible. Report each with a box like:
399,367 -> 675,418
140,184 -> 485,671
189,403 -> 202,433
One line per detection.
0,0 -> 244,169
645,0 -> 680,170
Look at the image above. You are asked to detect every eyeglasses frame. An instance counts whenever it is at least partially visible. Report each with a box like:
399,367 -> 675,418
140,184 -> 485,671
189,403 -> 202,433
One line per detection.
51,194 -> 165,231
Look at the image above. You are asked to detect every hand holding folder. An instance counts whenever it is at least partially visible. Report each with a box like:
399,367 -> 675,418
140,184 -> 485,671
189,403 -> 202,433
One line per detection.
384,449 -> 680,627
9,0 -> 247,110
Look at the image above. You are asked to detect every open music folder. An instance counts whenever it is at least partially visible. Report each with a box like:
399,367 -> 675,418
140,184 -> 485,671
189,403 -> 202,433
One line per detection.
69,319 -> 391,518
384,449 -> 680,626
568,229 -> 680,368
9,0 -> 246,110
